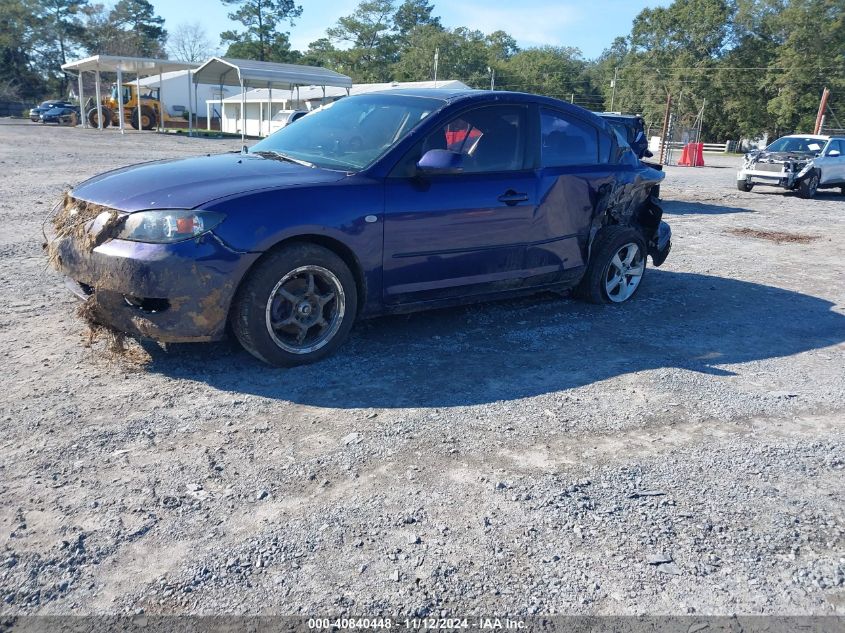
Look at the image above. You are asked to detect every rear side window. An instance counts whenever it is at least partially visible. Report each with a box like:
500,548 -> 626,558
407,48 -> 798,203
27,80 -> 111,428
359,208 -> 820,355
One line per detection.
540,108 -> 600,167
828,140 -> 843,154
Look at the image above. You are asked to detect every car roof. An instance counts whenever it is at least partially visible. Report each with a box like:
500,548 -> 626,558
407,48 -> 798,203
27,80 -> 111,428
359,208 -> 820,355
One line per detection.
361,88 -> 610,125
781,134 -> 829,140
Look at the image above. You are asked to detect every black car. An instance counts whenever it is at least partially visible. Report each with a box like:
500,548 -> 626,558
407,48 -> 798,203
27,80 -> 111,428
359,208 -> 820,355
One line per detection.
41,104 -> 80,125
596,113 -> 652,159
29,100 -> 74,122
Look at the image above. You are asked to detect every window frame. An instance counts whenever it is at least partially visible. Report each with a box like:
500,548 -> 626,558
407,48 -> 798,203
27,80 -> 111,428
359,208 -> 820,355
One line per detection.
388,102 -> 535,178
538,107 -> 612,168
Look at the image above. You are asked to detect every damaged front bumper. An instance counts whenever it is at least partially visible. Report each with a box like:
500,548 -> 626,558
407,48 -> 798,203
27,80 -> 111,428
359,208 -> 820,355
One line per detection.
50,231 -> 260,343
737,161 -> 814,189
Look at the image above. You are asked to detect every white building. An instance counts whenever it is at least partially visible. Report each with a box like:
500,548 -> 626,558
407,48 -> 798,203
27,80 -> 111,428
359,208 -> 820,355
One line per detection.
207,80 -> 470,137
137,70 -> 231,118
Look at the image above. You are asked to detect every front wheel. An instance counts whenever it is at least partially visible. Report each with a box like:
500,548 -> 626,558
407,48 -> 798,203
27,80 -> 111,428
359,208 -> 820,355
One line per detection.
231,243 -> 358,366
86,107 -> 112,128
797,171 -> 819,199
577,226 -> 647,304
737,180 -> 753,192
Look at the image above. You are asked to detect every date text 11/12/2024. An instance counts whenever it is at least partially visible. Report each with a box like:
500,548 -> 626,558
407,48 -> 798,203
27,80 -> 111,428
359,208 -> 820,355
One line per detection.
307,617 -> 527,630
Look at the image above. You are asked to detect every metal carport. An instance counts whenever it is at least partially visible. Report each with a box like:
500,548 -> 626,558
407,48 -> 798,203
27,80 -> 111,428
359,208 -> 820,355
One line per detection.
191,57 -> 352,143
61,55 -> 199,134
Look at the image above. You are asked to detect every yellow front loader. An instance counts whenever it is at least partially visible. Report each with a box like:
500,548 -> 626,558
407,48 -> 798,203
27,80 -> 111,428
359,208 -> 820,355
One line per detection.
86,83 -> 180,131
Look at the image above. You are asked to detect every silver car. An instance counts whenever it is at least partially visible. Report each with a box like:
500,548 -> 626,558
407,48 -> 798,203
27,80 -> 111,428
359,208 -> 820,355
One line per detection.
737,134 -> 845,198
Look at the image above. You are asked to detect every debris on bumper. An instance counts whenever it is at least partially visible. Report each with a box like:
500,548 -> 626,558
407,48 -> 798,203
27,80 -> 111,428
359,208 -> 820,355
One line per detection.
45,193 -> 260,344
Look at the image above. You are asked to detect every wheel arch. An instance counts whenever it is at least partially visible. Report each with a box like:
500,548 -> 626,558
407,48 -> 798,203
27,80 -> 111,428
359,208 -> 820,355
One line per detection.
231,233 -> 367,319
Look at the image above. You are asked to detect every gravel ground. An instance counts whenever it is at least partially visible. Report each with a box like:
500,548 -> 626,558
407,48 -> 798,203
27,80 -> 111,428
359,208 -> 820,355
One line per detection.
0,119 -> 843,617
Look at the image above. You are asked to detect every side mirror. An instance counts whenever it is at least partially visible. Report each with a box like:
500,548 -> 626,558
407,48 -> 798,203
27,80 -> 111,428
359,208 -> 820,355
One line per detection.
643,148 -> 654,158
417,149 -> 464,175
828,149 -> 841,157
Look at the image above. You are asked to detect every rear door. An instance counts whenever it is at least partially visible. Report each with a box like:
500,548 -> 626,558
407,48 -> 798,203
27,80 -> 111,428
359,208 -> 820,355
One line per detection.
526,107 -> 616,278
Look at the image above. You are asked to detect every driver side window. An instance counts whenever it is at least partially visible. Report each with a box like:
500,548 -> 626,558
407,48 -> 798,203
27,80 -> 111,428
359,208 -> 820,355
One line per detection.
391,105 -> 528,177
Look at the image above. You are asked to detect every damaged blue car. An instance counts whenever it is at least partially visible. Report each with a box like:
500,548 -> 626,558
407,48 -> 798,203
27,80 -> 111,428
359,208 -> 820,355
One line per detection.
47,89 -> 671,366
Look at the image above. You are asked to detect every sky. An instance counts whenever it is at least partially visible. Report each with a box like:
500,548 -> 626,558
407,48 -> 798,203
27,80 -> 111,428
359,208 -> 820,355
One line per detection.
150,0 -> 673,60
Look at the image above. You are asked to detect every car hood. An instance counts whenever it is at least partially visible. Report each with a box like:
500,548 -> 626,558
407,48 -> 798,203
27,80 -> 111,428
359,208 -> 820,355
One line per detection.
751,150 -> 817,162
70,152 -> 348,212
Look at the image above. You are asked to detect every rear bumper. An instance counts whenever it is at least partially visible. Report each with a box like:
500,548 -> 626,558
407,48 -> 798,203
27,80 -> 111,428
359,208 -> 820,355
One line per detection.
51,232 -> 260,343
649,221 -> 671,267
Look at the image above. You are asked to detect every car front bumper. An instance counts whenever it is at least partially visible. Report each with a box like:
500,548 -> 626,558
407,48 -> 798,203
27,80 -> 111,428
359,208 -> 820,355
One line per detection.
50,232 -> 260,343
737,165 -> 812,189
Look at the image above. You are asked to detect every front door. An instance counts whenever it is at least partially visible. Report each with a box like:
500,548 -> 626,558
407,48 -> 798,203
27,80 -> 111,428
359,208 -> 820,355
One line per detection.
818,139 -> 845,185
383,104 -> 537,305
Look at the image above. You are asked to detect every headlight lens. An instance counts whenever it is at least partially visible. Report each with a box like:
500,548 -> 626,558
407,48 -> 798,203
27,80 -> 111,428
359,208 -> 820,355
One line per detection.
115,210 -> 225,243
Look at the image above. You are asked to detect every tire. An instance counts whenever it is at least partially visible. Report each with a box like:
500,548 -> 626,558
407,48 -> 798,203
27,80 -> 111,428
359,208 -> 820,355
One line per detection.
797,171 -> 819,199
231,243 -> 358,367
577,226 -> 647,305
737,180 -> 753,192
130,106 -> 156,130
86,107 -> 112,128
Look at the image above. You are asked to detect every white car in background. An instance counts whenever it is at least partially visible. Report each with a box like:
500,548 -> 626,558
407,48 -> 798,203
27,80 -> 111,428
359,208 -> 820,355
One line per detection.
737,134 -> 845,198
268,109 -> 308,134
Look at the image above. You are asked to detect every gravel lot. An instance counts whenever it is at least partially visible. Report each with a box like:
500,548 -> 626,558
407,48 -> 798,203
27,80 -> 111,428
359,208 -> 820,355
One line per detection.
0,119 -> 843,617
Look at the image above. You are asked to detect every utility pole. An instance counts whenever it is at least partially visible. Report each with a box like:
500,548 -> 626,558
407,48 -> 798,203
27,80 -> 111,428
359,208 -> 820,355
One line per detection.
659,92 -> 672,165
814,87 -> 830,134
609,67 -> 618,112
433,48 -> 439,88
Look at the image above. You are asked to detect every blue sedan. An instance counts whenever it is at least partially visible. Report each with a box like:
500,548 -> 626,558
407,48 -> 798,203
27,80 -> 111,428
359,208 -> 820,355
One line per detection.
48,89 -> 670,366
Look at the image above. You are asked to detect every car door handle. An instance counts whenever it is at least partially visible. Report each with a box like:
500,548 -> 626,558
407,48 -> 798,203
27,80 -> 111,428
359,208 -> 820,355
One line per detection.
498,190 -> 529,205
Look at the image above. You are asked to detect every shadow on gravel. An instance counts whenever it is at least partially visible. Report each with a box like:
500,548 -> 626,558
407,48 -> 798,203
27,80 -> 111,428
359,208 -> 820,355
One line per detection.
662,201 -> 751,215
144,270 -> 845,408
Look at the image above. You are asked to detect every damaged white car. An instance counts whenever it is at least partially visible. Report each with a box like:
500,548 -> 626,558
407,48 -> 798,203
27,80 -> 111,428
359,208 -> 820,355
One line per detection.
737,134 -> 845,198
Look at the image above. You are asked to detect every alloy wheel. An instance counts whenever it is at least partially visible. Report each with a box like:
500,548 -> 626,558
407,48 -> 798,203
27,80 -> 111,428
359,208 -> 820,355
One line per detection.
604,242 -> 645,303
264,265 -> 346,354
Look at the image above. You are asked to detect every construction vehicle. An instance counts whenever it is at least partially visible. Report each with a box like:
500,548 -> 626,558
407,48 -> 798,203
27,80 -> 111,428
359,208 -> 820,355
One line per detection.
86,83 -> 180,130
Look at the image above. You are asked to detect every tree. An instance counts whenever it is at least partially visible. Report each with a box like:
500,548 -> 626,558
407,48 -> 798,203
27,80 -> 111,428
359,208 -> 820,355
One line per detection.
110,0 -> 167,57
394,0 -> 440,45
392,26 -> 492,87
765,0 -> 845,133
78,0 -> 166,58
34,0 -> 90,95
167,22 -> 214,62
220,0 -> 302,62
496,47 -> 597,106
0,0 -> 47,100
325,0 -> 398,82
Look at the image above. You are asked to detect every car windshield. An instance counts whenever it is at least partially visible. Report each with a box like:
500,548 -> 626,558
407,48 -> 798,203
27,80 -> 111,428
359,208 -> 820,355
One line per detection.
250,94 -> 444,171
766,137 -> 826,153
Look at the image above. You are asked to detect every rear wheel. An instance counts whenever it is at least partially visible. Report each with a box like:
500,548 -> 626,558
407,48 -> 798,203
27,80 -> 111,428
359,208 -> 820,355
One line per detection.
737,180 -> 753,192
797,171 -> 819,199
130,106 -> 157,130
231,243 -> 358,366
577,226 -> 647,305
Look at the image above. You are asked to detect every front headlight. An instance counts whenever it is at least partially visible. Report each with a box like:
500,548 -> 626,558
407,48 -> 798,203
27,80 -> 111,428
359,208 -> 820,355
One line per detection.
115,210 -> 225,243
